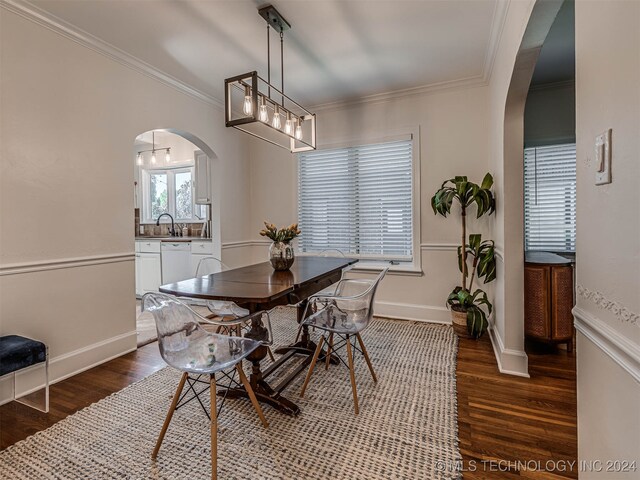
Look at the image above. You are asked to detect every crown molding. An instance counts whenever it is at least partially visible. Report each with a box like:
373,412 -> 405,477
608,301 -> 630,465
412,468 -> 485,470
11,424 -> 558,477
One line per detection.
482,0 -> 510,83
3,0 -> 510,114
311,0 -> 510,112
528,79 -> 575,92
0,0 -> 224,110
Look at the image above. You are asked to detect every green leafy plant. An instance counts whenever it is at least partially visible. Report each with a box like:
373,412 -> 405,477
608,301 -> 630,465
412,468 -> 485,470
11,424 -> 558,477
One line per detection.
431,174 -> 496,338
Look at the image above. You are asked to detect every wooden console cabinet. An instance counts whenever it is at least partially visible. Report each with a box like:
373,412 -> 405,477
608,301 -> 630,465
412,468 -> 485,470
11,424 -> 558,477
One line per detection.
524,252 -> 575,352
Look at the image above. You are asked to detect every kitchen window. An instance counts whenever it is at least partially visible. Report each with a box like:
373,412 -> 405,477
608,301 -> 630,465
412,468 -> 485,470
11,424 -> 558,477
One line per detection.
141,167 -> 201,223
298,136 -> 418,269
524,143 -> 577,253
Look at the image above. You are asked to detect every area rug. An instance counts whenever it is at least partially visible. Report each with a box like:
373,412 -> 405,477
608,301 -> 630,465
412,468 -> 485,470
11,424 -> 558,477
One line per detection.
0,308 -> 462,479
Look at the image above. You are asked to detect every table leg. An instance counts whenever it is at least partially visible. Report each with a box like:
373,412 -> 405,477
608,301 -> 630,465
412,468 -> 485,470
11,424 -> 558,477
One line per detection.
274,300 -> 339,364
224,351 -> 300,416
223,307 -> 302,416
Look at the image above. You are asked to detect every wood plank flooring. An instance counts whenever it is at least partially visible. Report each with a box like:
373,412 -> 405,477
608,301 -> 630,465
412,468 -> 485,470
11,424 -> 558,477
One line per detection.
457,336 -> 577,479
0,332 -> 577,480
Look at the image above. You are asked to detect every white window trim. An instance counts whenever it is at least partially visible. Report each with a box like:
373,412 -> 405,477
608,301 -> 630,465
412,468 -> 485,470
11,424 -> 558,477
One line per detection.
141,166 -> 198,224
294,126 -> 422,275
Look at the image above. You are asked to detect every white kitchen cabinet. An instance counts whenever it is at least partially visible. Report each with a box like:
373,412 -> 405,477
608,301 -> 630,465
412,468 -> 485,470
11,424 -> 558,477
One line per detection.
190,241 -> 214,275
135,240 -> 161,296
137,252 -> 162,295
194,150 -> 211,205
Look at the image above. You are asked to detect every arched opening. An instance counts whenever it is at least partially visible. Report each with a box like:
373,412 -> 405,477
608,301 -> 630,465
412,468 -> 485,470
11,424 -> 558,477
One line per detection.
132,129 -> 220,346
499,0 -> 574,375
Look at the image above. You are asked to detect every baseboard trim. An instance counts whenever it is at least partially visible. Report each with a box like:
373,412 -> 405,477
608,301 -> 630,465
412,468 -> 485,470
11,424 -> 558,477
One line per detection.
487,324 -> 530,378
573,306 -> 640,384
0,330 -> 137,406
375,301 -> 451,324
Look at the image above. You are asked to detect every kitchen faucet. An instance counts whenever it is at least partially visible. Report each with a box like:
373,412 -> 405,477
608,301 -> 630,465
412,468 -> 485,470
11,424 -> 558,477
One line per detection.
156,213 -> 177,237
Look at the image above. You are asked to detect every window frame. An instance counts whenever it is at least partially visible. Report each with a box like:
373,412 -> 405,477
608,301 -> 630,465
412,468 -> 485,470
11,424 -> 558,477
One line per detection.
141,166 -> 198,224
295,128 -> 422,275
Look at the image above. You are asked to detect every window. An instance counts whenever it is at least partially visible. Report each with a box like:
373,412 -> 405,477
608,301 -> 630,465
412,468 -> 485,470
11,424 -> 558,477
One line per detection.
524,143 -> 576,252
142,167 -> 201,223
298,138 -> 414,262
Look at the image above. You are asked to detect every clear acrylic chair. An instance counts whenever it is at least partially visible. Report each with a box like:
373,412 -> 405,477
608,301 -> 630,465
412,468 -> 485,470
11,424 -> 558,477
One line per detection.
142,293 -> 271,480
299,268 -> 388,414
196,257 -> 276,361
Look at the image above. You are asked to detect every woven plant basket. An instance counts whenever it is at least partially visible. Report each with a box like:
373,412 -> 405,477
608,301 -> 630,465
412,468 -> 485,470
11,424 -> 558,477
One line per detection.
451,307 -> 472,338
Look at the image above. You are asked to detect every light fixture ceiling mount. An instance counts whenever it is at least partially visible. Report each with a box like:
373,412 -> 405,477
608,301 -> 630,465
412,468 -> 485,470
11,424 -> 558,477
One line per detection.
137,131 -> 171,165
224,4 -> 316,153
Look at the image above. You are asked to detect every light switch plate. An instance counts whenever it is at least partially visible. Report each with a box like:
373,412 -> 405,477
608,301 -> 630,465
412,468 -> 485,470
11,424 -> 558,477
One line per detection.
595,129 -> 612,185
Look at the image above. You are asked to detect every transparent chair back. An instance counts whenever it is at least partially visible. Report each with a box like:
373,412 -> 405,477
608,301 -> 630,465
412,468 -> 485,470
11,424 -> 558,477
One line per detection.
307,268 -> 388,334
142,293 -> 263,374
194,257 -> 250,318
196,257 -> 228,277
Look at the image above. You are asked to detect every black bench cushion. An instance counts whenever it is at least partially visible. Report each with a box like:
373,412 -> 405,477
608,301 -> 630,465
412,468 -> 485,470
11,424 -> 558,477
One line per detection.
0,335 -> 47,377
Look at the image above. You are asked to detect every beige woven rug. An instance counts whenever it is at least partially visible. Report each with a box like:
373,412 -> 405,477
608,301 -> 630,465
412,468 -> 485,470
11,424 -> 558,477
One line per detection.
0,308 -> 462,479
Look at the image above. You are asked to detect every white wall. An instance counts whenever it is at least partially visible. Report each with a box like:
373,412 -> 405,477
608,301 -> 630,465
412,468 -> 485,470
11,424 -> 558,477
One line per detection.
247,85 -> 493,323
574,0 -> 640,475
0,8 -> 252,401
486,0 -> 539,376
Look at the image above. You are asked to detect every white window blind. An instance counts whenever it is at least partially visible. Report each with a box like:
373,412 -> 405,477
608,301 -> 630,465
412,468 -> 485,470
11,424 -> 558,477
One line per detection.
524,143 -> 576,252
298,139 -> 413,260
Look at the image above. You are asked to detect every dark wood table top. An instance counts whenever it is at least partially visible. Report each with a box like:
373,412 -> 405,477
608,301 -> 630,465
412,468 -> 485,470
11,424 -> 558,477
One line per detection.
159,256 -> 358,304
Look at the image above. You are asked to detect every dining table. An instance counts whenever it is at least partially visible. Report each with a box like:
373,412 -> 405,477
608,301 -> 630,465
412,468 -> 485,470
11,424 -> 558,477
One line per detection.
159,255 -> 358,415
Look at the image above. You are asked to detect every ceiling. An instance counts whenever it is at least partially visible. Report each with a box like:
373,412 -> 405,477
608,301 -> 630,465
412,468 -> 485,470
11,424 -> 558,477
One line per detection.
531,0 -> 574,86
29,0 -> 504,107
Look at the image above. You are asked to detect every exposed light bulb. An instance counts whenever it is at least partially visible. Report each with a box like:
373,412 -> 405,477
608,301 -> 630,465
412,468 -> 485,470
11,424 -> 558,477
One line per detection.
242,85 -> 253,116
136,152 -> 143,165
165,148 -> 171,163
258,97 -> 269,123
272,106 -> 282,130
284,112 -> 293,135
295,119 -> 303,141
151,151 -> 157,164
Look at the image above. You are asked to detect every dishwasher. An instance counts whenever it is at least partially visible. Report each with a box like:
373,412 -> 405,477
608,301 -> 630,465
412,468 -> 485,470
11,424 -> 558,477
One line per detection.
160,242 -> 193,284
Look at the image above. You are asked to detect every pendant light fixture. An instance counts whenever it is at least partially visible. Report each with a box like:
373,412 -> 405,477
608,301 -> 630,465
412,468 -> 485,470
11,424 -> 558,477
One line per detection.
137,131 -> 172,166
224,4 -> 316,153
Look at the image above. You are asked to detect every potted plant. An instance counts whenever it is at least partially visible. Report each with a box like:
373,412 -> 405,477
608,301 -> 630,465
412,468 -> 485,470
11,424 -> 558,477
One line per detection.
431,174 -> 496,339
260,222 -> 301,271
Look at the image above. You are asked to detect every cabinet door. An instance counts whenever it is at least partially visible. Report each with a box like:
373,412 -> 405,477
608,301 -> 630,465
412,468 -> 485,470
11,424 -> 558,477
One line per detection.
524,264 -> 551,339
551,265 -> 574,340
135,254 -> 142,296
138,253 -> 162,294
194,150 -> 211,205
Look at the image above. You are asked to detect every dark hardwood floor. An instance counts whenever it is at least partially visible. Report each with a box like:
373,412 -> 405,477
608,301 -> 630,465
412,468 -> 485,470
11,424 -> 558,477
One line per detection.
1,332 -> 577,480
457,337 -> 577,479
0,344 -> 165,449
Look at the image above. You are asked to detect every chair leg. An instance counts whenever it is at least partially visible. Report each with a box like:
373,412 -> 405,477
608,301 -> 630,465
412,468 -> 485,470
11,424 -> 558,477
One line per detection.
236,363 -> 269,428
325,333 -> 334,370
300,336 -> 325,397
267,347 -> 276,362
152,372 -> 188,459
210,374 -> 217,480
356,333 -> 377,383
346,335 -> 359,415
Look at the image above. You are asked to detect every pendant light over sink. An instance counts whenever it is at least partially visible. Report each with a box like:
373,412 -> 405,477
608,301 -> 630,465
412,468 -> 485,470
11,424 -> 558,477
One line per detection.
137,131 -> 171,165
224,4 -> 316,153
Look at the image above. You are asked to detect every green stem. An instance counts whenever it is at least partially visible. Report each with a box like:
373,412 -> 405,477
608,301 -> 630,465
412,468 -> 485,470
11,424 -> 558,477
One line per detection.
461,206 -> 467,291
469,256 -> 478,291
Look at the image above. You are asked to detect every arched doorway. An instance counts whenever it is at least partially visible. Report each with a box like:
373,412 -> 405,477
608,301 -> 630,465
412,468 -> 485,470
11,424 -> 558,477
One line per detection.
132,129 -> 220,345
496,0 -> 567,376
